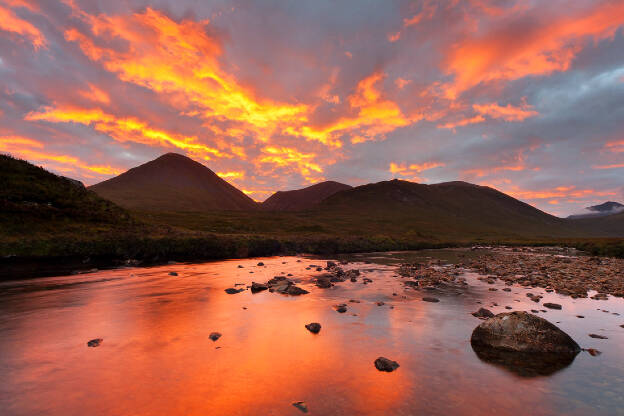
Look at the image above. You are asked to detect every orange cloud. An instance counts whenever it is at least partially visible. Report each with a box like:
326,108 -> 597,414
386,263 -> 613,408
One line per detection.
78,83 -> 111,104
25,106 -> 231,161
258,146 -> 323,180
443,2 -> 624,98
0,135 -> 122,176
395,78 -> 411,89
593,163 -> 624,169
438,114 -> 485,130
217,171 -> 245,179
389,161 -> 444,181
605,139 -> 624,153
0,4 -> 46,49
505,185 -> 617,200
473,101 -> 538,121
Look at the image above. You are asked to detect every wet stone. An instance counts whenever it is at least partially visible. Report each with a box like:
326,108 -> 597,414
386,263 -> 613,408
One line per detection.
334,304 -> 347,313
292,401 -> 308,413
250,282 -> 268,293
374,357 -> 400,372
472,308 -> 494,319
168,272 -> 178,276
422,297 -> 440,303
209,332 -> 222,342
87,338 -> 103,347
225,288 -> 244,294
543,303 -> 562,310
305,323 -> 321,334
589,334 -> 608,339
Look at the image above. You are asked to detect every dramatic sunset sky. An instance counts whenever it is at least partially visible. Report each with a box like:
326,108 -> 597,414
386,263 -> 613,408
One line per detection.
1,0 -> 623,216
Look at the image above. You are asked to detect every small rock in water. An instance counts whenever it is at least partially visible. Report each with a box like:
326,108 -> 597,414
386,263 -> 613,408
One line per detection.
505,306 -> 512,310
225,288 -> 244,294
168,271 -> 178,276
209,332 -> 222,342
376,301 -> 385,306
543,303 -> 562,310
576,315 -> 584,318
502,288 -> 511,292
87,338 -> 103,347
472,308 -> 494,319
349,299 -> 361,303
250,282 -> 268,293
292,401 -> 308,413
237,265 -> 244,268
422,297 -> 440,303
334,304 -> 347,313
374,357 -> 400,372
315,276 -> 332,288
257,262 -> 264,266
305,323 -> 321,334
286,286 -> 309,296
589,334 -> 608,339
586,348 -> 602,356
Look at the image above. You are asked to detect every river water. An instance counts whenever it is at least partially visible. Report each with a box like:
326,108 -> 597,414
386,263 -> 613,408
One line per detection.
0,249 -> 623,416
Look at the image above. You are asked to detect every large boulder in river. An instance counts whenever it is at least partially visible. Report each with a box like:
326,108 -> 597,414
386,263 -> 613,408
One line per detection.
471,311 -> 580,354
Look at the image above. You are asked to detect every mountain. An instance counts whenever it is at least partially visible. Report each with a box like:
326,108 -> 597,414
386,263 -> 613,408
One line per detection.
89,153 -> 258,212
0,154 -> 132,234
568,201 -> 624,219
312,179 -> 579,239
262,181 -> 352,211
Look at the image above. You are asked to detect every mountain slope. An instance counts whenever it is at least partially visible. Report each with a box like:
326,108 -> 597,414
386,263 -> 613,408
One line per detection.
262,181 -> 352,211
313,179 -> 580,239
0,154 -> 132,235
90,153 -> 258,212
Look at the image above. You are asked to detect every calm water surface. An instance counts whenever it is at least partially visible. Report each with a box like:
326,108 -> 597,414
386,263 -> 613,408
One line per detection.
0,249 -> 623,415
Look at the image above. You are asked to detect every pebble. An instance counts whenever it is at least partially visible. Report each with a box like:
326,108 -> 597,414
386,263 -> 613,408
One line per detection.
87,338 -> 103,347
209,332 -> 222,341
305,323 -> 321,334
374,357 -> 400,372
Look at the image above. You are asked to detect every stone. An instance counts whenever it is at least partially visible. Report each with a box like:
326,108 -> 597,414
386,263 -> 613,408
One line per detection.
168,271 -> 178,276
315,276 -> 332,288
472,308 -> 494,318
305,323 -> 321,334
589,334 -> 608,339
374,357 -> 400,372
225,288 -> 244,294
209,332 -> 222,342
250,282 -> 268,293
292,401 -> 308,413
543,303 -> 562,310
586,348 -> 602,356
87,338 -> 103,347
286,285 -> 309,296
334,304 -> 347,313
470,311 -> 580,354
257,262 -> 264,266
422,297 -> 440,303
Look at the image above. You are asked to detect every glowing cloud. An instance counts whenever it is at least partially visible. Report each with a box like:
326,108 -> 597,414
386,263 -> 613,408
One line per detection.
0,3 -> 46,48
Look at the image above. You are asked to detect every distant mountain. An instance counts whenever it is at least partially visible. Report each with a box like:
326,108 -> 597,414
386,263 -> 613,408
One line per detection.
313,179 -> 578,239
568,201 -> 624,219
262,181 -> 352,211
0,154 -> 131,233
89,153 -> 258,212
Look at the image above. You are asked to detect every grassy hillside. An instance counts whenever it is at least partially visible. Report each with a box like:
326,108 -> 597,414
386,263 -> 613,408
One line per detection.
262,181 -> 352,211
0,155 -> 134,237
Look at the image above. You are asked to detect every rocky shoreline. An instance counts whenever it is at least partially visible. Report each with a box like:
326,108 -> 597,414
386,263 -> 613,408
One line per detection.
397,247 -> 624,299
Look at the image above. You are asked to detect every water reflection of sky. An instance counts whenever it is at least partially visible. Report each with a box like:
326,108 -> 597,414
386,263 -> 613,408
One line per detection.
0,250 -> 622,415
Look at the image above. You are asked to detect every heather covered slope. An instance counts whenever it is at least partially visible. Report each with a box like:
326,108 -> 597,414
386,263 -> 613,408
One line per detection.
262,181 -> 352,211
0,154 -> 133,236
312,180 -> 580,239
89,153 -> 258,211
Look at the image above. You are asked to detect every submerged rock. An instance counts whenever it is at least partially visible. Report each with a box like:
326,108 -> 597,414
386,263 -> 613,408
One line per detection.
422,297 -> 440,303
543,303 -> 562,310
87,338 -> 103,347
257,262 -> 264,266
374,357 -> 400,372
589,333 -> 608,339
292,401 -> 308,413
472,308 -> 494,319
168,271 -> 178,276
225,288 -> 244,294
209,332 -> 222,342
315,276 -> 332,288
471,311 -> 580,354
334,304 -> 347,313
286,286 -> 309,296
305,322 -> 321,334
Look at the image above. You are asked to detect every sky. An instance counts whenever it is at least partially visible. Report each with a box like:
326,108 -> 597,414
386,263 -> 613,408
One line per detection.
0,0 -> 623,216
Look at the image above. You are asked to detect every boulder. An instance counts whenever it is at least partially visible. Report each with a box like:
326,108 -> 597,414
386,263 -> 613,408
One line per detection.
543,302 -> 562,310
470,311 -> 580,354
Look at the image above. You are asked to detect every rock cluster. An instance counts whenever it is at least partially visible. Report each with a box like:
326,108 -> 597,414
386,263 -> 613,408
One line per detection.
461,248 -> 624,298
